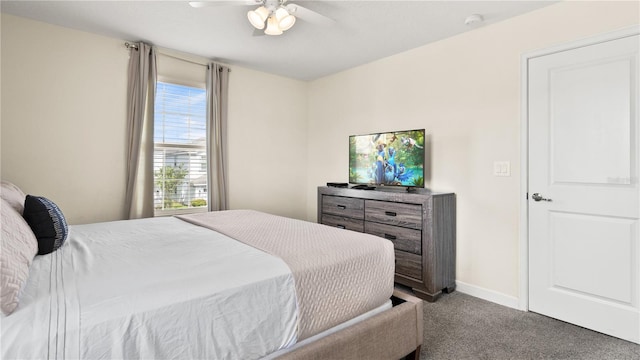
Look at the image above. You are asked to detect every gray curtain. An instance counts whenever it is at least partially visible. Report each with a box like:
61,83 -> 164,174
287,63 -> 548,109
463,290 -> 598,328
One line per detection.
125,42 -> 157,219
206,63 -> 230,211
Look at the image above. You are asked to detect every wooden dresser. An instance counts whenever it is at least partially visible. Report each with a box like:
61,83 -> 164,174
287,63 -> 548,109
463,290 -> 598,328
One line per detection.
317,186 -> 456,302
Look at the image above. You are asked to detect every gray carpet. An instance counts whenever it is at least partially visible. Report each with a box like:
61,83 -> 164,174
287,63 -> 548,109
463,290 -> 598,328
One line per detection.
419,291 -> 640,360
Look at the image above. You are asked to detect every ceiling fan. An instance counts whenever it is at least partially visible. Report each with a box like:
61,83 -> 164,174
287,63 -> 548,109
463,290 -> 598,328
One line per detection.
189,0 -> 334,36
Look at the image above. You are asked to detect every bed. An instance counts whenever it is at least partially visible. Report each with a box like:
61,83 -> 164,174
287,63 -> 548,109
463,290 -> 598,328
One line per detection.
1,181 -> 423,359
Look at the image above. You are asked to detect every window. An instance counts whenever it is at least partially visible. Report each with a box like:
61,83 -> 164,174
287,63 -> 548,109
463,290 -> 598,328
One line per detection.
154,81 -> 207,215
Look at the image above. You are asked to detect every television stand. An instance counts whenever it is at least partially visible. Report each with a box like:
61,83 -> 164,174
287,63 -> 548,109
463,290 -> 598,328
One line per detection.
317,186 -> 456,302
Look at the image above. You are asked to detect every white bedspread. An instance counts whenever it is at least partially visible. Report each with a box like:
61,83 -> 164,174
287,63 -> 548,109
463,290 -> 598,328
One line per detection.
178,210 -> 395,340
1,217 -> 298,360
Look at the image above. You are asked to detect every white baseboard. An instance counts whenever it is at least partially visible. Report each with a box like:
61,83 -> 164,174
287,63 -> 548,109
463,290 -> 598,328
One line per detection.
455,281 -> 521,310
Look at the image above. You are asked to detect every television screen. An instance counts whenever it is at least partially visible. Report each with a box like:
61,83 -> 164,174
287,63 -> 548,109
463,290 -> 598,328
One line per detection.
349,129 -> 425,187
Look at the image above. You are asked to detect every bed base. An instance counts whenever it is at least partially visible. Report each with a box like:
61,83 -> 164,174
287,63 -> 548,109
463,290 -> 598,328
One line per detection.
277,289 -> 423,360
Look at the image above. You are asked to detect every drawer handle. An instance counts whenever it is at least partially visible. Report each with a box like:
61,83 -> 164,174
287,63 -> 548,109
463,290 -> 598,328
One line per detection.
384,234 -> 397,240
336,224 -> 346,229
337,205 -> 346,210
385,211 -> 397,217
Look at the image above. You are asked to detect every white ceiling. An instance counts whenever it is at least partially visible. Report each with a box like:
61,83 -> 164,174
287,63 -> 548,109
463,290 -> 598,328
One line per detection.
1,0 -> 556,80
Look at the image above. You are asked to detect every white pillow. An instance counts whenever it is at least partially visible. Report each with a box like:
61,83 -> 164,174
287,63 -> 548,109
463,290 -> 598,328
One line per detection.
1,180 -> 26,215
1,199 -> 38,315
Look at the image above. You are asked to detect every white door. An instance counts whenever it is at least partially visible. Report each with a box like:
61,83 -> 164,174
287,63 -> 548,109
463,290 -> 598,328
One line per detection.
528,33 -> 640,343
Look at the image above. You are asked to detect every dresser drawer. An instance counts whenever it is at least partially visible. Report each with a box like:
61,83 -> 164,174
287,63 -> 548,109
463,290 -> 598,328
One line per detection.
395,251 -> 422,281
365,221 -> 421,255
322,214 -> 364,232
365,200 -> 422,230
322,195 -> 365,219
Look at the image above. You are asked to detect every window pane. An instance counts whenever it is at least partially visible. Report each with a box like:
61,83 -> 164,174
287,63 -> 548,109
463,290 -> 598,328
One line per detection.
154,82 -> 207,213
154,82 -> 207,144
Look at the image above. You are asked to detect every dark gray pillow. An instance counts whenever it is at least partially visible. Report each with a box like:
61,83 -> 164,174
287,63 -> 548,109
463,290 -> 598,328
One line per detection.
22,195 -> 68,255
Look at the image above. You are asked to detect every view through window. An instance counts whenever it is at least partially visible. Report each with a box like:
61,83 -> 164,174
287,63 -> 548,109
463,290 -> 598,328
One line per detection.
154,81 -> 207,214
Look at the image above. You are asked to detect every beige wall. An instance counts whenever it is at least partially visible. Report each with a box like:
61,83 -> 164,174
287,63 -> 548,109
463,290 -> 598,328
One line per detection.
1,14 -> 308,224
306,1 -> 639,299
1,14 -> 129,224
227,67 -> 308,219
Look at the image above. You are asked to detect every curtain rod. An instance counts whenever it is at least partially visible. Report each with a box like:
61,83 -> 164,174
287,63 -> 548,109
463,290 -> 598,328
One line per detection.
124,42 -> 230,71
160,51 -> 209,68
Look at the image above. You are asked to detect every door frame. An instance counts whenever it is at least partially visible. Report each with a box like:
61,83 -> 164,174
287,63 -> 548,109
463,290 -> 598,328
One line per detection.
518,25 -> 640,311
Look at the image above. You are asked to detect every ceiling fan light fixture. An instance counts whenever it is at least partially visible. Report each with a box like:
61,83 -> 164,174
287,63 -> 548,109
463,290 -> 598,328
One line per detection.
275,7 -> 296,31
247,6 -> 269,29
264,15 -> 283,35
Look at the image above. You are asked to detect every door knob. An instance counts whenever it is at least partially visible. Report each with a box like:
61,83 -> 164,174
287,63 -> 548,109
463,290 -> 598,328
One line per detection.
531,193 -> 552,202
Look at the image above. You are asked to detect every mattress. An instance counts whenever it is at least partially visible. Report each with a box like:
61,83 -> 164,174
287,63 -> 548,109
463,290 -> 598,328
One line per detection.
178,209 -> 396,340
1,217 -> 298,360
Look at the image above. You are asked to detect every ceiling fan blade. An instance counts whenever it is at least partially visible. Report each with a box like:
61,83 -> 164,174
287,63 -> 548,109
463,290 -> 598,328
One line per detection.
189,1 -> 258,8
285,3 -> 335,26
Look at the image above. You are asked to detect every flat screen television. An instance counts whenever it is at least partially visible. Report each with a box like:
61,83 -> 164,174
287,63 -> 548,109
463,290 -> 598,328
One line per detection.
349,129 -> 425,187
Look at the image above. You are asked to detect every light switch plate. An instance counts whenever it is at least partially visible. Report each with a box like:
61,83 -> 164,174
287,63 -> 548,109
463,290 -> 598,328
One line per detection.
493,161 -> 511,177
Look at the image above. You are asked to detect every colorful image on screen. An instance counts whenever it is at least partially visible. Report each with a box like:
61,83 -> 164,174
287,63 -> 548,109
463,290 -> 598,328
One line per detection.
349,129 -> 425,187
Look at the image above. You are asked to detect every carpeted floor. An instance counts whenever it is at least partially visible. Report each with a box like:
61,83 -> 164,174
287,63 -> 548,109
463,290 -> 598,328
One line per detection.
419,291 -> 640,360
